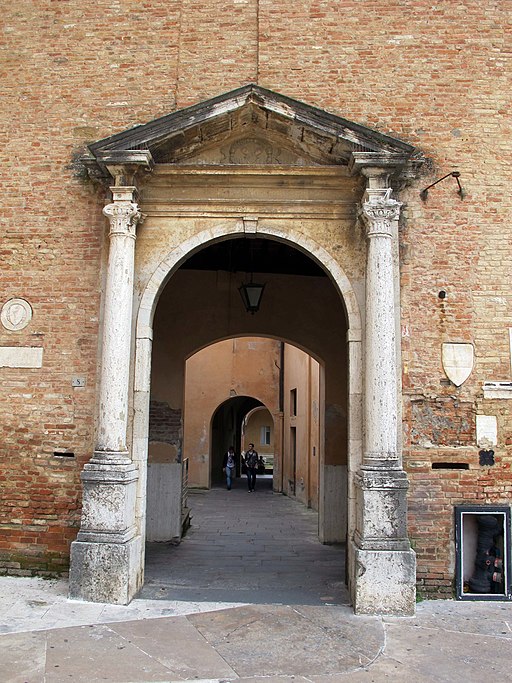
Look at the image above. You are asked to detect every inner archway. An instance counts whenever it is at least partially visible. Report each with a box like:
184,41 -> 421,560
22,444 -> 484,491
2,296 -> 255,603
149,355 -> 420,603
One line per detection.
210,396 -> 264,485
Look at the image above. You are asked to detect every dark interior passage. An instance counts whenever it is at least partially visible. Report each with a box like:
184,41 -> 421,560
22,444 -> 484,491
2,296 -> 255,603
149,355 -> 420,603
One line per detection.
211,396 -> 263,484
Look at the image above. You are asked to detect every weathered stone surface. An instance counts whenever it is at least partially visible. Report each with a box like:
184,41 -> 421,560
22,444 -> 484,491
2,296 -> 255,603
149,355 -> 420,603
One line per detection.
352,545 -> 416,616
68,536 -> 141,605
0,347 -> 43,368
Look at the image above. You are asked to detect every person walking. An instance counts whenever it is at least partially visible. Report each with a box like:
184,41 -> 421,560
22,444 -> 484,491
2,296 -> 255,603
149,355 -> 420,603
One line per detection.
244,443 -> 258,492
222,446 -> 236,490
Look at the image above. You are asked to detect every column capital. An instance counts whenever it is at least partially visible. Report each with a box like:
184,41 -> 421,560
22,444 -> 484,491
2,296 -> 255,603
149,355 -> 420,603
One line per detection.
362,189 -> 402,238
103,186 -> 144,238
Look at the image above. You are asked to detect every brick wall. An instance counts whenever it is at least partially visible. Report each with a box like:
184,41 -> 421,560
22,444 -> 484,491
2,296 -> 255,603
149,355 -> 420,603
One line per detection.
149,401 -> 182,451
1,1 -> 511,592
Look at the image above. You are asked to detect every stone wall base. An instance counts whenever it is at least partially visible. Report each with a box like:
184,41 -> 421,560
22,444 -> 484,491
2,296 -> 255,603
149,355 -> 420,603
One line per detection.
68,535 -> 142,605
319,464 -> 347,543
350,541 -> 416,615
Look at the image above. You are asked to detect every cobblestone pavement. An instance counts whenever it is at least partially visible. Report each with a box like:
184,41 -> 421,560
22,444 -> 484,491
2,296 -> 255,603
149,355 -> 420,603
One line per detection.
2,480 -> 512,682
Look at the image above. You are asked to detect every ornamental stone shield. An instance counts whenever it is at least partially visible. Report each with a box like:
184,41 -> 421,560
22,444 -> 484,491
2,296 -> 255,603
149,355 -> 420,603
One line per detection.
442,342 -> 474,386
1,298 -> 32,331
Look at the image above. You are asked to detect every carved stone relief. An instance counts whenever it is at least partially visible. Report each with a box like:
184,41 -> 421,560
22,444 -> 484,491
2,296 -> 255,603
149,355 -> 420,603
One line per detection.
442,342 -> 474,386
228,137 -> 273,164
1,298 -> 32,331
224,137 -> 305,165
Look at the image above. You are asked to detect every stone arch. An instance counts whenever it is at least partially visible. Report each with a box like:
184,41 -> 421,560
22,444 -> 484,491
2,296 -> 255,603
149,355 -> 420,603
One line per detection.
208,395 -> 270,483
135,221 -> 362,335
132,221 -> 363,596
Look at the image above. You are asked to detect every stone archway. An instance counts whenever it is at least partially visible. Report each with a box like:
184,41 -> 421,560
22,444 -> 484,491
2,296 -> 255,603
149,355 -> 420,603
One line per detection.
133,224 -> 360,547
210,397 -> 266,484
69,85 -> 421,615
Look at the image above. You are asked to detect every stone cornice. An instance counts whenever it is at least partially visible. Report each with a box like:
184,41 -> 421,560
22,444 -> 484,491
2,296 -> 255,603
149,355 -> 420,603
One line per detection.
82,149 -> 154,185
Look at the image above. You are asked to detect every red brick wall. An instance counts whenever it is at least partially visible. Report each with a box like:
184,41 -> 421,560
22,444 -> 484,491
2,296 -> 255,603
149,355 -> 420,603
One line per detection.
1,1 -> 511,593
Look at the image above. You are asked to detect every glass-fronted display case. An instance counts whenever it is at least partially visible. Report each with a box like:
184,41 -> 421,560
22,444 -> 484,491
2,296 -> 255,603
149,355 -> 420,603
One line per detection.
455,506 -> 511,600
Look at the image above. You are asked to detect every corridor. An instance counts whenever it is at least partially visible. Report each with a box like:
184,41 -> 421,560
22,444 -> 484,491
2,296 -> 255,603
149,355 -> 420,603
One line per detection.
140,477 -> 349,605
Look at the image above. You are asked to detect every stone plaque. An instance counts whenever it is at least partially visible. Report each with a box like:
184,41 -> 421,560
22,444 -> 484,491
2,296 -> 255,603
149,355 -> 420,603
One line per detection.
1,298 -> 32,331
476,414 -> 498,447
441,342 -> 474,386
0,347 -> 43,368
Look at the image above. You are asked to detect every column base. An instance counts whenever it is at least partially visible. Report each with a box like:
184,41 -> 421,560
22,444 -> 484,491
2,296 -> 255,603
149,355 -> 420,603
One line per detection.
350,540 -> 416,615
69,535 -> 142,605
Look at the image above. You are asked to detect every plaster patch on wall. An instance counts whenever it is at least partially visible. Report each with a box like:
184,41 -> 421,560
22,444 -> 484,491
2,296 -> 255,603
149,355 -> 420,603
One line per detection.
410,397 -> 474,447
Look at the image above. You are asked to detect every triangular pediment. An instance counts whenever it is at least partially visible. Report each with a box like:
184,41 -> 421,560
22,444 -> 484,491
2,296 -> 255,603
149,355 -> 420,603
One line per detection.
84,84 -> 420,176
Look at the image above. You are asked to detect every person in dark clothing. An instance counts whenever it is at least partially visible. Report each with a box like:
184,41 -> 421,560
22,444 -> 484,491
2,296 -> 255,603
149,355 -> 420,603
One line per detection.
244,443 -> 258,492
222,446 -> 236,490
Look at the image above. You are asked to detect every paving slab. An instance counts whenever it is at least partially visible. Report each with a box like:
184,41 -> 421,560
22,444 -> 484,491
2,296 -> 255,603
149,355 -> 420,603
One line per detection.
3,487 -> 512,682
141,485 -> 348,607
44,623 -> 174,683
188,604 -> 384,677
0,631 -> 47,683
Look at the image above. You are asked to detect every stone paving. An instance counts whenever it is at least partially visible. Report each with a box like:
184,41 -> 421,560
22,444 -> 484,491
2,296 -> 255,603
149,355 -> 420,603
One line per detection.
2,479 -> 512,682
140,476 -> 348,605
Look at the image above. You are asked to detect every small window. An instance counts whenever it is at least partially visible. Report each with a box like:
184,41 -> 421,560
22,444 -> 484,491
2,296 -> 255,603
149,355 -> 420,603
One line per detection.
290,388 -> 297,416
260,426 -> 271,446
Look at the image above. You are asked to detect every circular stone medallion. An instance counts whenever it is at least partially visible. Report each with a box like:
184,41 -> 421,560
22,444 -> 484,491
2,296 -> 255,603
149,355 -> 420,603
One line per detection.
1,298 -> 33,331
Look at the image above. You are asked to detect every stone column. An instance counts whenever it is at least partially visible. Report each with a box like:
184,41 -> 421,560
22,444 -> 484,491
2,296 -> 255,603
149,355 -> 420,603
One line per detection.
69,186 -> 143,605
351,169 -> 416,615
97,187 -> 141,457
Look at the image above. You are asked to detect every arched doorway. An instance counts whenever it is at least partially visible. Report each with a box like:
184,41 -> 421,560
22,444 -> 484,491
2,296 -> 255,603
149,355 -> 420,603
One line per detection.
70,85 -> 419,614
145,235 -> 350,527
210,396 -> 264,485
242,405 -> 275,475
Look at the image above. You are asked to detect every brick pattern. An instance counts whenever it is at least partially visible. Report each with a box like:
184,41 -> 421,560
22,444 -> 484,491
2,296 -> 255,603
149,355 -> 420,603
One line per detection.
149,401 -> 182,447
1,2 -> 511,595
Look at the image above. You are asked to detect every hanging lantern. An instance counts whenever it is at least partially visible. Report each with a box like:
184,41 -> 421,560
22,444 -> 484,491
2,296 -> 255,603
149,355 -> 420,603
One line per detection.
239,280 -> 265,314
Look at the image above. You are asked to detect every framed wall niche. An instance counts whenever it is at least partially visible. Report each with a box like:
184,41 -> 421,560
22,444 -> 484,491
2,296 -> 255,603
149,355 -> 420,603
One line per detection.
455,505 -> 512,600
